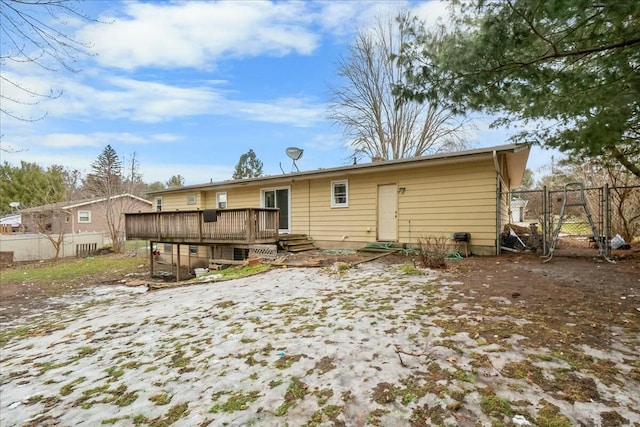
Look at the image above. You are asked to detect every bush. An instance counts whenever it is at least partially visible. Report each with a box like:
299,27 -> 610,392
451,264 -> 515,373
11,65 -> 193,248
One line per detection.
417,235 -> 451,269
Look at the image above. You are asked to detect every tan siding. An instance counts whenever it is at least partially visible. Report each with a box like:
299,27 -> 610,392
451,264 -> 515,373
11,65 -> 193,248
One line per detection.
153,158 -> 503,253
161,194 -> 186,211
300,160 -> 498,251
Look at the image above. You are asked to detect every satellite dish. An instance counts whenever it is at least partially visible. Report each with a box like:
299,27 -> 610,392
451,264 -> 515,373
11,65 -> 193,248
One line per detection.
285,147 -> 304,172
9,202 -> 20,209
286,147 -> 304,161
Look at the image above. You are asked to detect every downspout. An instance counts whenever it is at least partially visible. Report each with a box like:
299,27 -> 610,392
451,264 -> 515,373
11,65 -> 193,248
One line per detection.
493,151 -> 501,255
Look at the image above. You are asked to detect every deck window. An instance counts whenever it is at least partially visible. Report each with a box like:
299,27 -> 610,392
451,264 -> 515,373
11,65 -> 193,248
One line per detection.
155,197 -> 163,212
216,192 -> 227,209
331,180 -> 349,208
187,194 -> 196,205
78,211 -> 91,223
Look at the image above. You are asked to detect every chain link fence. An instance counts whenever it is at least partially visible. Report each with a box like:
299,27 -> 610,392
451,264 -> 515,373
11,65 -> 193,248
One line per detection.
501,184 -> 639,258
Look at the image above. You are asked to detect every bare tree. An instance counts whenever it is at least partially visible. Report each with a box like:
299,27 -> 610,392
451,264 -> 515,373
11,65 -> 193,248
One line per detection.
329,12 -> 469,162
84,145 -> 140,253
22,203 -> 69,260
0,0 -> 93,121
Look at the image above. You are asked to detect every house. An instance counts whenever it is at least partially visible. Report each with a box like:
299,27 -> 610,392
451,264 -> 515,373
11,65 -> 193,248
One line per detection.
510,198 -> 529,223
126,144 -> 529,268
0,213 -> 23,233
21,194 -> 153,235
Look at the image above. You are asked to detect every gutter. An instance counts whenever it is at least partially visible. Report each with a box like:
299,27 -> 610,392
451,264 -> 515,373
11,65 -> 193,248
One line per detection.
493,150 -> 501,256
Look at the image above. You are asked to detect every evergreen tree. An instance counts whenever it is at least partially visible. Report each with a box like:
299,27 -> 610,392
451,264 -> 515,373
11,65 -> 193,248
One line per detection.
233,149 -> 264,179
0,161 -> 66,214
397,0 -> 640,177
84,145 -> 123,197
166,175 -> 185,188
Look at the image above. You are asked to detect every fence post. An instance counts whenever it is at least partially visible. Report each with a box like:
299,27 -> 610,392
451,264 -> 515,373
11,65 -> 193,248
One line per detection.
604,183 -> 610,257
542,186 -> 548,256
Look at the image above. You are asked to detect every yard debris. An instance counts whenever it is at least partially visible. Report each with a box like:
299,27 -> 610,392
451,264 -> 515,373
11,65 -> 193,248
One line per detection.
393,343 -> 435,368
500,223 -> 541,252
611,234 -> 631,250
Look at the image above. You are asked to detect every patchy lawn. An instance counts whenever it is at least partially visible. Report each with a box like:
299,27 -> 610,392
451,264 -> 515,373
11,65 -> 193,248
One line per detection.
1,254 -> 639,426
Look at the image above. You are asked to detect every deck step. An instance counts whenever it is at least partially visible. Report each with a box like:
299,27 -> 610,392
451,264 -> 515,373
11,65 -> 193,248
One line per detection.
287,244 -> 316,252
278,234 -> 308,241
278,234 -> 315,252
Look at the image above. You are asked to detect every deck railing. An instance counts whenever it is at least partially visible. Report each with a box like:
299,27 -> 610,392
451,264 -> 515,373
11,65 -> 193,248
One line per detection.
125,208 -> 279,244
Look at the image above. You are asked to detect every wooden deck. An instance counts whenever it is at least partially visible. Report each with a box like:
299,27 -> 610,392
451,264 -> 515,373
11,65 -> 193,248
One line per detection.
125,208 -> 279,244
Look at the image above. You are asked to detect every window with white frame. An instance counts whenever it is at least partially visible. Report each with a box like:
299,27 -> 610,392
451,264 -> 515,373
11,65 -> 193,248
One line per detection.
78,210 -> 91,223
187,194 -> 196,205
216,192 -> 227,209
155,197 -> 162,212
331,180 -> 348,208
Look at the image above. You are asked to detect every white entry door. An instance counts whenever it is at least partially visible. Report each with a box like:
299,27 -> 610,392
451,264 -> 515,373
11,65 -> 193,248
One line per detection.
377,184 -> 397,241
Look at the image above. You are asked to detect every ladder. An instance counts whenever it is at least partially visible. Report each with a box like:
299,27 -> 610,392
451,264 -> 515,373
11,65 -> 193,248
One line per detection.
543,182 -> 614,263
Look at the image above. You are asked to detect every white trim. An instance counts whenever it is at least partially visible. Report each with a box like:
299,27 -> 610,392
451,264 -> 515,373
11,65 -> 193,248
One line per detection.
155,197 -> 163,212
63,193 -> 152,210
78,210 -> 91,223
260,186 -> 291,233
331,180 -> 349,208
216,192 -> 227,209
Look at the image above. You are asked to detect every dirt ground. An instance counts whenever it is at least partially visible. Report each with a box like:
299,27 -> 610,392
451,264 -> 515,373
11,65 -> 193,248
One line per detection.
1,248 -> 639,328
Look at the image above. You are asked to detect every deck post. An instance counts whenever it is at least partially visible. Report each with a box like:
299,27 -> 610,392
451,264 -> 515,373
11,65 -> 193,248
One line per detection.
150,240 -> 154,278
176,244 -> 181,282
156,213 -> 161,240
246,209 -> 256,244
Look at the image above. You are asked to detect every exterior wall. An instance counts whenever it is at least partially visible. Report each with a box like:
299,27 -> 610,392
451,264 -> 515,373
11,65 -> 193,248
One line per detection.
303,159 -> 498,254
154,157 -> 503,255
22,197 -> 152,239
71,198 -> 153,234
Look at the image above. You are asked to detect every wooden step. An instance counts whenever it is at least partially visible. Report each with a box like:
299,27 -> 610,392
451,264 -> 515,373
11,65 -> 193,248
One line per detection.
278,234 -> 308,241
287,244 -> 316,252
285,239 -> 314,247
278,234 -> 315,252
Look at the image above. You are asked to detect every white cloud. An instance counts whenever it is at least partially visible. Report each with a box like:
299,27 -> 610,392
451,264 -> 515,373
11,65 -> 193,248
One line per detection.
4,132 -> 182,157
80,1 -> 319,70
229,97 -> 324,126
0,67 -> 325,126
412,1 -> 451,28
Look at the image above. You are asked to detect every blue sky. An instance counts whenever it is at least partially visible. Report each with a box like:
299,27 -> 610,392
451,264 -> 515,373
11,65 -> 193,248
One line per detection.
1,0 -> 558,186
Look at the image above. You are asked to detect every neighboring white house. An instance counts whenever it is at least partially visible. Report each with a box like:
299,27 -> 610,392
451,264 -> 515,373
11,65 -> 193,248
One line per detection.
510,199 -> 528,223
0,213 -> 22,232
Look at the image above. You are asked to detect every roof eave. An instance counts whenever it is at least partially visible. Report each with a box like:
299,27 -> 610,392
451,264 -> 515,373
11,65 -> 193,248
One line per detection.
148,143 -> 528,195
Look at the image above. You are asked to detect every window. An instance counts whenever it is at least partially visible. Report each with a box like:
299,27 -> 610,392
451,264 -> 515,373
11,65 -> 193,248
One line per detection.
78,211 -> 91,223
187,194 -> 196,205
163,243 -> 173,253
189,245 -> 198,255
331,180 -> 348,208
155,197 -> 163,212
216,192 -> 227,209
233,247 -> 249,261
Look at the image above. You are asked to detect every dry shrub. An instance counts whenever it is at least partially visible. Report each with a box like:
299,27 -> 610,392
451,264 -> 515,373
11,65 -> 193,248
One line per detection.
417,235 -> 451,269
